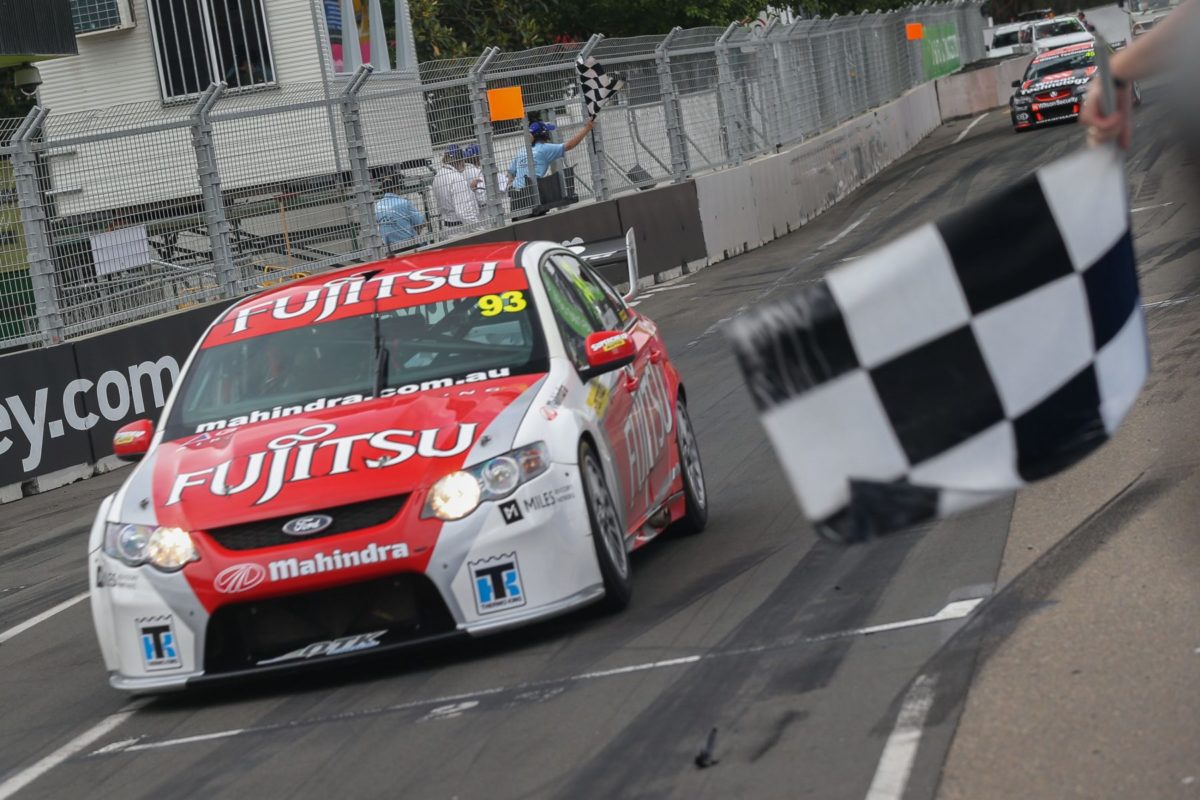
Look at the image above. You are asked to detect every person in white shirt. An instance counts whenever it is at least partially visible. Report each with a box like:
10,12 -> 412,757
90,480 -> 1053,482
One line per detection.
432,145 -> 480,228
461,144 -> 487,209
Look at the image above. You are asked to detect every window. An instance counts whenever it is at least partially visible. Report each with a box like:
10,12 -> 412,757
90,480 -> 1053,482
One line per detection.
147,0 -> 276,101
166,294 -> 548,439
540,261 -> 601,370
550,253 -> 629,331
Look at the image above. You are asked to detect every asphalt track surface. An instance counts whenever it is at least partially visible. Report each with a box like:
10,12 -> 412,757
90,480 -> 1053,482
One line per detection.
1,92 -> 1196,800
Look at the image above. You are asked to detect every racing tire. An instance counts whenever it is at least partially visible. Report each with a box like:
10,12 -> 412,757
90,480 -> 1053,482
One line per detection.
669,399 -> 708,536
580,440 -> 632,612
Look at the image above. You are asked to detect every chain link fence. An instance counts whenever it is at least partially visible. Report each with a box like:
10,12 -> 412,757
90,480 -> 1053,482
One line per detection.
0,1 -> 985,351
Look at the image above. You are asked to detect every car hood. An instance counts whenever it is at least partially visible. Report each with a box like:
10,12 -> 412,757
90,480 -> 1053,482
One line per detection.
149,373 -> 544,532
1018,65 -> 1095,95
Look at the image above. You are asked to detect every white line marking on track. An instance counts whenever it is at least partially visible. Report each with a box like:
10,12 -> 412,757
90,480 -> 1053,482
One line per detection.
1143,294 -> 1198,310
0,591 -> 89,645
820,209 -> 875,250
864,675 -> 938,800
0,699 -> 148,800
85,599 -> 983,758
952,113 -> 989,145
848,597 -> 983,637
643,282 -> 696,295
1131,202 -> 1175,213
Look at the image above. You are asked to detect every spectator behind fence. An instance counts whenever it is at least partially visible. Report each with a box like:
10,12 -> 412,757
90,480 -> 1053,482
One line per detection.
374,176 -> 426,250
506,120 -> 595,191
433,145 -> 481,228
461,144 -> 487,209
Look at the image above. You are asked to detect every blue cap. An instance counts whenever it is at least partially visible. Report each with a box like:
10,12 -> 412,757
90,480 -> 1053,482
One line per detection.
444,144 -> 464,160
463,143 -> 481,158
529,121 -> 557,136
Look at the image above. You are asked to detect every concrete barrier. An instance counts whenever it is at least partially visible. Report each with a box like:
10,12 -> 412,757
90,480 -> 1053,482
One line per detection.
934,55 -> 1033,120
696,82 -> 942,266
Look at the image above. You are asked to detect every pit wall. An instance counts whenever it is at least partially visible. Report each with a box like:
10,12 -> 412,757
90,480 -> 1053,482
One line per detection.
0,57 -> 1023,501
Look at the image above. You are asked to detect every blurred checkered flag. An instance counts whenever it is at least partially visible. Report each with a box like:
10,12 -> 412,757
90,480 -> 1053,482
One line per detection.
577,57 -> 625,119
727,147 -> 1147,543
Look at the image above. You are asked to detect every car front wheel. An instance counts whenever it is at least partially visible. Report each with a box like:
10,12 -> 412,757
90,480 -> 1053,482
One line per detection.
670,399 -> 708,535
580,440 -> 632,611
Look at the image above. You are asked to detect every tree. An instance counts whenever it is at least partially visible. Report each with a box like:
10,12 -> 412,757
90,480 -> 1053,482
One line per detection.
382,0 -> 767,62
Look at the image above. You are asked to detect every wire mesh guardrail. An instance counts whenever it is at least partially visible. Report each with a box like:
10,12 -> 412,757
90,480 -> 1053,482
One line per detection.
0,0 -> 986,350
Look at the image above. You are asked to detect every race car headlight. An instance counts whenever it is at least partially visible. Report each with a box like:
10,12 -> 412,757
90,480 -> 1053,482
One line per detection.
423,442 -> 551,521
104,523 -> 198,572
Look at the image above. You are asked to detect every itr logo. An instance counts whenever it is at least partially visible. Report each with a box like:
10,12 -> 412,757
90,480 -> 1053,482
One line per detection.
469,554 -> 526,614
136,616 -> 182,671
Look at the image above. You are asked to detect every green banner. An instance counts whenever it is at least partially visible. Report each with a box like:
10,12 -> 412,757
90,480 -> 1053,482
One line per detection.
921,23 -> 961,79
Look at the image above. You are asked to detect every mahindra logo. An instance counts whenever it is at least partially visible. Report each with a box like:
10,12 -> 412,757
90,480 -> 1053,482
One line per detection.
282,514 -> 334,536
213,563 -> 267,594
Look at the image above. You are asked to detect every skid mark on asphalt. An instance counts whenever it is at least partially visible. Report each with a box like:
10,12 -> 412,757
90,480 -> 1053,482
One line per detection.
79,598 -> 985,760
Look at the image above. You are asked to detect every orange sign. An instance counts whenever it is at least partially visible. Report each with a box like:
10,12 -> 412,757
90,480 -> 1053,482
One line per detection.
487,86 -> 525,122
906,22 -> 924,40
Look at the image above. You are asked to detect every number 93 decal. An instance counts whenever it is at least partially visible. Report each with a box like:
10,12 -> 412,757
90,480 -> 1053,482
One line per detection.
478,291 -> 527,317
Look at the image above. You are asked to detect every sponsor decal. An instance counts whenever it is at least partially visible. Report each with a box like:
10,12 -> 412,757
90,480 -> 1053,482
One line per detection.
214,543 -> 410,594
166,422 -> 477,506
193,369 -> 512,433
95,564 -> 138,590
522,484 -> 577,514
213,562 -> 268,594
623,363 -> 674,501
257,630 -> 386,665
223,264 -> 503,336
589,333 -> 629,353
1036,97 -> 1078,109
113,429 -> 147,446
540,384 -> 568,421
498,499 -> 524,524
136,616 -> 182,671
470,553 -> 526,614
586,382 -> 611,418
282,514 -> 333,536
268,542 -> 409,582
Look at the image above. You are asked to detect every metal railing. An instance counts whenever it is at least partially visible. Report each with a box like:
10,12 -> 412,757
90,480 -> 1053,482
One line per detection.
0,1 -> 986,350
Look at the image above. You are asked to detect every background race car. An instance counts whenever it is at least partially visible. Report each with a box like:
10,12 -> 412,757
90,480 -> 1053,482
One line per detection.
1010,42 -> 1100,131
89,234 -> 708,692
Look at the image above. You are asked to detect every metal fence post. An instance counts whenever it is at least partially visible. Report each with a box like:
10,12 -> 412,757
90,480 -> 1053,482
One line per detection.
715,23 -> 744,166
12,107 -> 64,346
469,47 -> 505,226
756,20 -> 785,149
189,82 -> 239,297
340,64 -> 387,262
655,28 -> 689,182
577,34 -> 611,202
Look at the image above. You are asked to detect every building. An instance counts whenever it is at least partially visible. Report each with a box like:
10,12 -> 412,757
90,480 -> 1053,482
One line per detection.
36,0 -> 430,217
0,0 -> 77,69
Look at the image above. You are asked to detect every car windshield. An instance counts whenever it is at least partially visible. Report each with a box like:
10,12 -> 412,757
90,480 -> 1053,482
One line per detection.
1027,49 -> 1094,80
1035,19 -> 1085,37
992,30 -> 1021,46
166,292 -> 548,437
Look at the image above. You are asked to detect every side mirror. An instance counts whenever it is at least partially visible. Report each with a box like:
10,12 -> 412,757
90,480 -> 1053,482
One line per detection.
1011,79 -> 1022,88
113,419 -> 154,462
579,331 -> 636,381
622,227 -> 640,303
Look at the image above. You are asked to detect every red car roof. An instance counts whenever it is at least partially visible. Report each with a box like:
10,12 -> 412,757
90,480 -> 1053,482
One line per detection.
208,241 -> 529,347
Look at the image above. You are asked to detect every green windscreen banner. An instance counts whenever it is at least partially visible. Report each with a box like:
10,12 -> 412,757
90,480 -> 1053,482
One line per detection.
921,23 -> 961,79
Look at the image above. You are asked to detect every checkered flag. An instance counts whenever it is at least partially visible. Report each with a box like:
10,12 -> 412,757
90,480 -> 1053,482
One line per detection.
727,147 -> 1147,543
577,57 -> 625,119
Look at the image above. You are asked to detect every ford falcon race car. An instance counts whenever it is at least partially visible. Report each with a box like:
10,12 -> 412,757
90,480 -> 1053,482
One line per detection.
89,234 -> 707,692
1009,42 -> 1139,132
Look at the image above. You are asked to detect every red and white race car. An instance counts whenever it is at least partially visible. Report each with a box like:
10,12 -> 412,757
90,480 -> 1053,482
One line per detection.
89,234 -> 707,691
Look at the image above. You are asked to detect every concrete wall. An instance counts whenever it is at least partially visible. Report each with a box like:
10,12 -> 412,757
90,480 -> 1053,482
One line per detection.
933,55 -> 1032,120
696,82 -> 942,265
